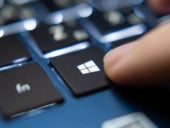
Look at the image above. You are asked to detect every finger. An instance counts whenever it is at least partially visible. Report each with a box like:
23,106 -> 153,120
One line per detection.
104,23 -> 170,87
147,0 -> 170,15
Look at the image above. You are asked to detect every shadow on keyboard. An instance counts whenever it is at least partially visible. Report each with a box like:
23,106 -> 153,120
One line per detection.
0,0 -> 169,128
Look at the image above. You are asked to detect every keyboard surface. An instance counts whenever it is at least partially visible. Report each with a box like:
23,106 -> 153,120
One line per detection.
0,0 -> 170,128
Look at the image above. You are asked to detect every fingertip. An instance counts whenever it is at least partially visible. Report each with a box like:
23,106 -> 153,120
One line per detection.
103,42 -> 136,84
104,23 -> 170,87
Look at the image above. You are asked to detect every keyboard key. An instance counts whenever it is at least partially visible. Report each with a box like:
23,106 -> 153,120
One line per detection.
0,1 -> 35,25
30,21 -> 89,53
84,8 -> 146,43
51,46 -> 110,96
0,35 -> 30,67
39,0 -> 92,23
111,34 -> 142,49
41,0 -> 87,12
102,112 -> 157,128
88,9 -> 143,35
0,63 -> 63,118
88,10 -> 127,35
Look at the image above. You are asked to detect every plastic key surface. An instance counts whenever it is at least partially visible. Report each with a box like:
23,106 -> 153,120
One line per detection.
41,0 -> 87,12
51,46 -> 110,96
30,21 -> 89,53
0,63 -> 63,118
0,35 -> 30,67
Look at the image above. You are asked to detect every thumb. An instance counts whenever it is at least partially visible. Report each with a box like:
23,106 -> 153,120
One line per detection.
103,22 -> 170,87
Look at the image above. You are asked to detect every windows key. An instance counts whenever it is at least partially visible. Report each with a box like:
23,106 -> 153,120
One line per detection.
51,46 -> 111,96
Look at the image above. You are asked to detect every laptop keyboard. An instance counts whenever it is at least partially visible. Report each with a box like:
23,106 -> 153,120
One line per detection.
0,0 -> 169,127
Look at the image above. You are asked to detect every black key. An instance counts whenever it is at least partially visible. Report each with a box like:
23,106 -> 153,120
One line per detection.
83,9 -> 146,44
111,35 -> 141,49
41,0 -> 86,12
88,10 -> 126,35
88,9 -> 143,35
30,21 -> 89,53
51,47 -> 110,96
0,2 -> 35,25
0,35 -> 30,67
0,63 -> 63,118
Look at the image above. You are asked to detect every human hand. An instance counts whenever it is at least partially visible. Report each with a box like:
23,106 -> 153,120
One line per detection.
103,0 -> 170,87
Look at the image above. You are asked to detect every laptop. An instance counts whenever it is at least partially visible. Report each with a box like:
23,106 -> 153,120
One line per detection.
0,0 -> 169,127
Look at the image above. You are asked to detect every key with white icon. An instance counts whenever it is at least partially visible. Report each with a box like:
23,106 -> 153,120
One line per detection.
0,63 -> 63,118
51,46 -> 111,96
29,20 -> 89,54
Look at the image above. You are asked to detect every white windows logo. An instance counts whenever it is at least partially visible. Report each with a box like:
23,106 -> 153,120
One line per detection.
77,60 -> 100,75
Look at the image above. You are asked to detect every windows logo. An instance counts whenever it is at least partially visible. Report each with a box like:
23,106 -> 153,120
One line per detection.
77,60 -> 100,75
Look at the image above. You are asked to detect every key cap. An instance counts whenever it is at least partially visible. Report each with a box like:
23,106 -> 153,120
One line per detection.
88,10 -> 127,35
30,21 -> 89,53
39,0 -> 92,23
41,0 -> 87,12
0,2 -> 35,25
84,8 -> 146,43
88,9 -> 143,35
51,46 -> 110,96
0,63 -> 63,118
102,112 -> 157,128
0,35 -> 30,67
